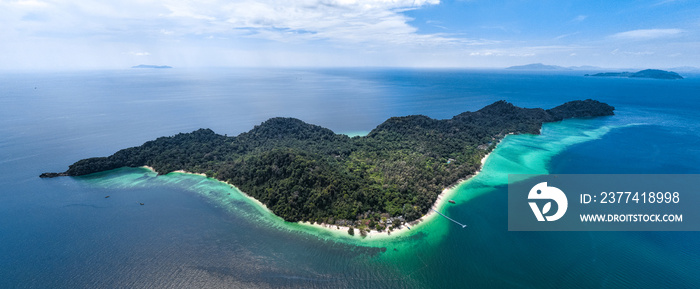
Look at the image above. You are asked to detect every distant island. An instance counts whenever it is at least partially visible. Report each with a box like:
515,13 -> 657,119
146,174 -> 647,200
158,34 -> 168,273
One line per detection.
585,69 -> 683,79
131,64 -> 172,69
506,63 -> 569,70
41,100 -> 614,234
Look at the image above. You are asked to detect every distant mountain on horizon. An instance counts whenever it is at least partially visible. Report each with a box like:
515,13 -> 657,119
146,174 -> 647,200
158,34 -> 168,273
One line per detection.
132,64 -> 172,69
506,63 -> 569,70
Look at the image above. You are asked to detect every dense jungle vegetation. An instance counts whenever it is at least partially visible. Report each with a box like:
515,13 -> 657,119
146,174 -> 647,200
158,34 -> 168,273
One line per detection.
42,100 -> 614,231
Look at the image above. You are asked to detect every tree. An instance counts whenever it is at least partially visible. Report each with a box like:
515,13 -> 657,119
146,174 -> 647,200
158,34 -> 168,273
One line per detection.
47,100 -> 615,226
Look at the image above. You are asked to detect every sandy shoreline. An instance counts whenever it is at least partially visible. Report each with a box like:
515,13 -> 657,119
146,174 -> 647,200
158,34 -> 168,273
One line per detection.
141,166 -> 275,214
140,137 -> 504,240
399,140 -> 502,232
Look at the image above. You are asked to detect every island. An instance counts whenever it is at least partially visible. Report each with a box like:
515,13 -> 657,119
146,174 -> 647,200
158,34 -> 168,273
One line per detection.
506,63 -> 570,70
131,64 -> 173,69
41,100 -> 614,234
585,69 -> 683,79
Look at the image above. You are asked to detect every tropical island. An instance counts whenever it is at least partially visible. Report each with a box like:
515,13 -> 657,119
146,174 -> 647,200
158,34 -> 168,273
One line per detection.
585,69 -> 683,79
41,100 -> 614,235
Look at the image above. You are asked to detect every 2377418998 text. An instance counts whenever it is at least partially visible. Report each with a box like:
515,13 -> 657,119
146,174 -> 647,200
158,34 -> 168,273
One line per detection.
580,192 -> 680,204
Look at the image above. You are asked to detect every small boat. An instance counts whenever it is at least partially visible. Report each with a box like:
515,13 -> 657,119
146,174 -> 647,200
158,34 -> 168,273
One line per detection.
449,200 -> 456,204
139,203 -> 144,205
105,195 -> 110,198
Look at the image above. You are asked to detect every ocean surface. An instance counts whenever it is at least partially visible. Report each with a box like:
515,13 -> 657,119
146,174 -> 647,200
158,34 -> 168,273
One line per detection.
1,68 -> 699,288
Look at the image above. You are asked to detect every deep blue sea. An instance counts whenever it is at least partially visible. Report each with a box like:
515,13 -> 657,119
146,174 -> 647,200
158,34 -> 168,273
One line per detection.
1,68 -> 699,288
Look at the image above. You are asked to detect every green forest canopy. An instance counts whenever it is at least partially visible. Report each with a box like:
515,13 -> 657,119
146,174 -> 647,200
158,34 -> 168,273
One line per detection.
42,100 -> 614,230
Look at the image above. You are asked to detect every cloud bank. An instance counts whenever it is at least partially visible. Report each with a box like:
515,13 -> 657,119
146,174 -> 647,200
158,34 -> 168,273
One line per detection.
610,29 -> 684,40
3,0 -> 449,45
1,0 -> 697,69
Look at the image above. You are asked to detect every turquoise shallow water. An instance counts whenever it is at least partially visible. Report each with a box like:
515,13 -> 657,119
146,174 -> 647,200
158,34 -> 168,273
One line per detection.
1,69 -> 699,288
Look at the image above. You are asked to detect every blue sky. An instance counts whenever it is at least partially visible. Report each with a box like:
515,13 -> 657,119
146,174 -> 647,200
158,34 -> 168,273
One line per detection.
1,0 -> 698,69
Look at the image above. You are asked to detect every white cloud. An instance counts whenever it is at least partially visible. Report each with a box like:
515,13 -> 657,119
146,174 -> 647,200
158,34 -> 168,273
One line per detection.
554,32 -> 580,40
610,49 -> 654,56
426,20 -> 448,30
571,15 -> 587,23
3,0 -> 458,47
13,0 -> 50,8
3,0 -> 695,69
468,49 -> 535,57
470,51 -> 495,56
201,0 -> 449,45
610,29 -> 684,40
2,0 -> 483,68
